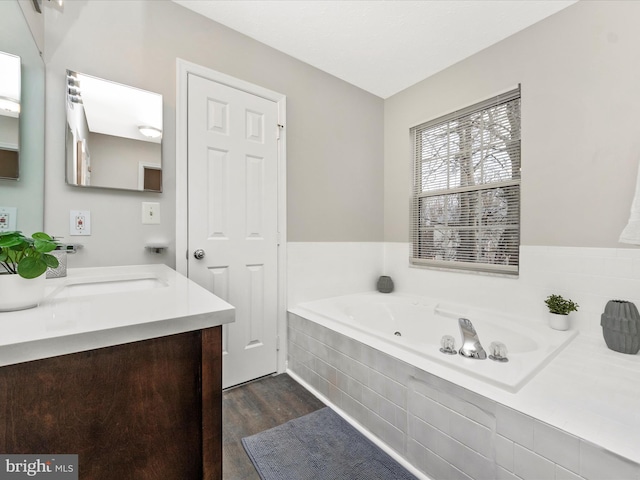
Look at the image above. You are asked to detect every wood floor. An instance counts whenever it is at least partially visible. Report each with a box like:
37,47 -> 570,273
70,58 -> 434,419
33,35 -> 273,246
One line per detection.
222,373 -> 326,479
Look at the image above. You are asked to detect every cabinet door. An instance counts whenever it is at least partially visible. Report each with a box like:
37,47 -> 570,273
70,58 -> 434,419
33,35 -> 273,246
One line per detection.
0,328 -> 222,480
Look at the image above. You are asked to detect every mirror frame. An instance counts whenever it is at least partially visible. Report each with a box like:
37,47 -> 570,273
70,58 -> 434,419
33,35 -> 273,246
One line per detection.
0,0 -> 45,234
64,69 -> 163,193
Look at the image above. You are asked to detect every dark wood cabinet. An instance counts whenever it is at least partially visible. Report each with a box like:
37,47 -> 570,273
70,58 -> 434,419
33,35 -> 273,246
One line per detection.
0,326 -> 222,479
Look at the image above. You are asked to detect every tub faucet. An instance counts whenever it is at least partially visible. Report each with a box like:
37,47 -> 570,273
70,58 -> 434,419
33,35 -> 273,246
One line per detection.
458,318 -> 487,360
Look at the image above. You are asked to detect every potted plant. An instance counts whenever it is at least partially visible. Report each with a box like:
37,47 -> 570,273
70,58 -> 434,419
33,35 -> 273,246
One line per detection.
544,294 -> 579,331
0,231 -> 58,311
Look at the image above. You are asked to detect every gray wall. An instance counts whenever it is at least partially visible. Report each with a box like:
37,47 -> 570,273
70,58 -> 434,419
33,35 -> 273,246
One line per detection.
43,0 -> 384,268
0,116 -> 19,148
87,133 -> 160,191
384,0 -> 640,247
18,0 -> 44,55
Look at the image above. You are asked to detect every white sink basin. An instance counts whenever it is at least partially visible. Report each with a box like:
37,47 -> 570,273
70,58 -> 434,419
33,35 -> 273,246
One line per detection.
51,274 -> 167,299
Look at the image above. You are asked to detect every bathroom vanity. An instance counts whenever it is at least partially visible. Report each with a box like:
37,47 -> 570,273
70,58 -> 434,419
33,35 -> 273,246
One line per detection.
0,264 -> 234,479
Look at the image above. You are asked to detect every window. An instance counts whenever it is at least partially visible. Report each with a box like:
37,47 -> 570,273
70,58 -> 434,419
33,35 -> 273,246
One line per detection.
410,87 -> 521,275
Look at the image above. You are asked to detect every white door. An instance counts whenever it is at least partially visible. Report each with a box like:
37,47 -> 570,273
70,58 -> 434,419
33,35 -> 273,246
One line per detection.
187,73 -> 279,389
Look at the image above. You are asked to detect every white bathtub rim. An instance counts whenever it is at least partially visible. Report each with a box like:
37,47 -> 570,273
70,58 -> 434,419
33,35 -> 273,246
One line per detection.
289,291 -> 577,394
289,299 -> 640,467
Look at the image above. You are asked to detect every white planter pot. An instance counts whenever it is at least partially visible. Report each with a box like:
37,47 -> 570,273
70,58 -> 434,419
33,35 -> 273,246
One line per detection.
549,312 -> 571,331
0,274 -> 46,312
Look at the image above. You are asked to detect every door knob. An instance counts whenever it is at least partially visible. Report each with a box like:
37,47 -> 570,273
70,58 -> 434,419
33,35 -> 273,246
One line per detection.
193,249 -> 205,260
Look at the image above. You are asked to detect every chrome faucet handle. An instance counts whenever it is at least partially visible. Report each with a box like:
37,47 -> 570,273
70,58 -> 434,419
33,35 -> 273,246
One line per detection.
439,335 -> 457,355
458,317 -> 487,360
489,341 -> 509,362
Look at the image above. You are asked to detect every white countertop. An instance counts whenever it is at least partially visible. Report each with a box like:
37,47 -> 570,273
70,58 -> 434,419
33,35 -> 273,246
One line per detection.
511,333 -> 640,465
0,264 -> 235,367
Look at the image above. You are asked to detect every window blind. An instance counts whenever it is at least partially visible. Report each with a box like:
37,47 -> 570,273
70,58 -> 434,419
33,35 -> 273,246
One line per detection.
410,87 -> 521,275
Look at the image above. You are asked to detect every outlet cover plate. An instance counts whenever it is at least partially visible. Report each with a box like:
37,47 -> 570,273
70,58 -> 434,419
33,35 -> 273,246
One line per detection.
0,206 -> 17,232
70,210 -> 91,236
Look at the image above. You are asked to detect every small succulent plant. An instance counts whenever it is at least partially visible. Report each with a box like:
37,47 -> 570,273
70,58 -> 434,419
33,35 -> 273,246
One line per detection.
544,294 -> 579,315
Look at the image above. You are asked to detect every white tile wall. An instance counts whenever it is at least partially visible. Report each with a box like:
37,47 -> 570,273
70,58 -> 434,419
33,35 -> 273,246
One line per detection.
384,243 -> 640,338
496,405 -> 535,450
287,242 -> 384,307
288,313 -> 640,480
513,444 -> 556,480
288,242 -> 640,338
495,435 -> 514,472
579,442 -> 640,480
533,422 -> 581,473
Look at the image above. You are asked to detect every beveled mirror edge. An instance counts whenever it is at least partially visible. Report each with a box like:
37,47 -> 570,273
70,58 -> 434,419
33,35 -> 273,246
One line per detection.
0,50 -> 22,180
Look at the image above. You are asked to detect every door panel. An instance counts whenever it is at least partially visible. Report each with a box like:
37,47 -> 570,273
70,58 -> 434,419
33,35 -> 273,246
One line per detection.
187,74 -> 278,388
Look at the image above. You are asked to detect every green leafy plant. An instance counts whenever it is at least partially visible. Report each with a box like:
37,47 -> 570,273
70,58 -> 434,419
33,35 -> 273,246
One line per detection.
0,231 -> 59,279
544,294 -> 579,315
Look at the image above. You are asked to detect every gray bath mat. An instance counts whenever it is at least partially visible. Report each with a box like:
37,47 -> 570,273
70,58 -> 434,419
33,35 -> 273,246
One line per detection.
241,407 -> 418,480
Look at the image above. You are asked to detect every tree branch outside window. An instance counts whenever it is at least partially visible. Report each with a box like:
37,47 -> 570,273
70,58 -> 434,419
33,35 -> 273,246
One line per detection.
410,88 -> 521,275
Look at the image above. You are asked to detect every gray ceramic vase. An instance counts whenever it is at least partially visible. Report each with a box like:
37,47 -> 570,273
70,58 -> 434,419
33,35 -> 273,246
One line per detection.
376,276 -> 394,294
600,300 -> 640,354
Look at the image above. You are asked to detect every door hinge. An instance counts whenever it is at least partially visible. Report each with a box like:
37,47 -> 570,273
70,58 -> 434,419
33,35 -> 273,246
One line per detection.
276,335 -> 280,351
276,123 -> 284,140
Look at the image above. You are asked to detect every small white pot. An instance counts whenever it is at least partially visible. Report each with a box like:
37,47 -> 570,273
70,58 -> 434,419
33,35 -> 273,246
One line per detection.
548,312 -> 571,331
0,273 -> 46,312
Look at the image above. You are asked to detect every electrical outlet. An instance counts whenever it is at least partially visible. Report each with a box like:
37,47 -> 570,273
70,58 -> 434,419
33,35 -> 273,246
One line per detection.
142,202 -> 160,225
0,214 -> 8,231
0,207 -> 17,232
70,210 -> 91,236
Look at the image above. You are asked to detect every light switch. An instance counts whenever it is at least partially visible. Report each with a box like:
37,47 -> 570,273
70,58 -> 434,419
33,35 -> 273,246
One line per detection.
142,202 -> 160,225
70,210 -> 91,236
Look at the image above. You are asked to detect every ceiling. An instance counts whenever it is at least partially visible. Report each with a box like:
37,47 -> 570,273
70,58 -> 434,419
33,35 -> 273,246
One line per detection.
173,0 -> 577,99
72,71 -> 163,144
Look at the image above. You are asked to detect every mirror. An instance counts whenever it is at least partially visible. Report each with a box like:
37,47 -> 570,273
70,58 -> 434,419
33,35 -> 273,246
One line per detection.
0,51 -> 21,180
65,70 -> 163,192
0,0 -> 45,233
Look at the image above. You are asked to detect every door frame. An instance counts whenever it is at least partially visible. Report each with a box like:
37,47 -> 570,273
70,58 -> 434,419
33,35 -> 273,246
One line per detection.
175,58 -> 287,376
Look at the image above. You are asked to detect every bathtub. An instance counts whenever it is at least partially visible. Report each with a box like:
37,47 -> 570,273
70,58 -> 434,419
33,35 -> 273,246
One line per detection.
289,292 -> 577,392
